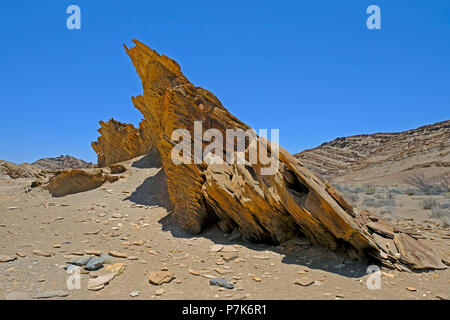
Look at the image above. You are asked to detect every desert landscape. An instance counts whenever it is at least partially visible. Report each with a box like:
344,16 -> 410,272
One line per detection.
0,40 -> 449,301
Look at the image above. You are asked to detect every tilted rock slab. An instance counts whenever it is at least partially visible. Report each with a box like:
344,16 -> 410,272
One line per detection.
94,40 -> 445,270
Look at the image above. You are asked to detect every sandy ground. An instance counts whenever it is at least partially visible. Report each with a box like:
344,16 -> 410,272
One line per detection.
0,156 -> 449,300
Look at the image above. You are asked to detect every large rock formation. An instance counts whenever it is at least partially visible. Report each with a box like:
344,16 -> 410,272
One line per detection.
93,40 -> 446,270
92,118 -> 152,167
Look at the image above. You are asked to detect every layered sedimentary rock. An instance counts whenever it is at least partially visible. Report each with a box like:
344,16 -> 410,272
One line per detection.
92,118 -> 152,167
93,40 -> 445,270
295,120 -> 450,180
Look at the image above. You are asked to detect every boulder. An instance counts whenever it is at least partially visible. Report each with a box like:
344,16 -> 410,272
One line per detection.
46,169 -> 117,197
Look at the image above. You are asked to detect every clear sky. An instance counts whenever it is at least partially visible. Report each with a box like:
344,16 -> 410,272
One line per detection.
1,1 -> 449,164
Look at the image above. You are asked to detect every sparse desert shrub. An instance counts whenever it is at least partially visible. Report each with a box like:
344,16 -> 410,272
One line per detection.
404,172 -> 450,195
421,197 -> 440,210
388,188 -> 402,195
404,187 -> 424,196
433,174 -> 450,193
431,205 -> 450,227
363,198 -> 396,208
364,185 -> 376,195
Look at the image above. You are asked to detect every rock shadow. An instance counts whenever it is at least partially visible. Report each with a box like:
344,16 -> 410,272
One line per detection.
131,148 -> 161,169
125,168 -> 171,208
127,152 -> 370,278
125,151 -> 170,209
158,218 -> 369,278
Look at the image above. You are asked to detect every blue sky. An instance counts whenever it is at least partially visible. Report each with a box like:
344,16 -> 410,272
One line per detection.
0,1 -> 449,164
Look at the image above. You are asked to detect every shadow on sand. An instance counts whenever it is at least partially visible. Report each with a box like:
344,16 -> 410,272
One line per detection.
125,154 -> 370,278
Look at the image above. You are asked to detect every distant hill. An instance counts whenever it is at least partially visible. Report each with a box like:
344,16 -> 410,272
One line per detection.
295,120 -> 450,182
32,155 -> 94,170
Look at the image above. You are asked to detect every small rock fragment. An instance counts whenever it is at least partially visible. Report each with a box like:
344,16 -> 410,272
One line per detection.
32,250 -> 54,257
221,252 -> 238,262
84,257 -> 104,271
295,277 -> 314,287
100,253 -> 115,264
109,251 -> 128,258
0,255 -> 16,263
210,244 -> 224,252
155,288 -> 166,296
69,256 -> 93,266
87,273 -> 116,291
148,271 -> 175,285
85,250 -> 102,256
130,291 -> 140,297
132,240 -> 145,246
189,269 -> 200,276
105,263 -> 126,275
210,278 -> 234,289
16,252 -> 27,258
33,291 -> 69,299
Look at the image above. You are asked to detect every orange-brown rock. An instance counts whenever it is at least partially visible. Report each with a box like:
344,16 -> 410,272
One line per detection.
94,40 -> 445,270
92,118 -> 152,167
46,169 -> 118,197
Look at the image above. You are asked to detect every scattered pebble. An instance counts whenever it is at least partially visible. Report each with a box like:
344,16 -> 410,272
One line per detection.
33,291 -> 69,299
88,273 -> 116,291
155,288 -> 166,296
109,251 -> 128,258
0,255 -> 16,263
295,277 -> 314,287
130,291 -> 140,297
210,278 -> 234,289
32,250 -> 54,257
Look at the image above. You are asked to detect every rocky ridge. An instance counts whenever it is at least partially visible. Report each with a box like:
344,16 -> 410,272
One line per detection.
32,155 -> 94,171
295,121 -> 450,181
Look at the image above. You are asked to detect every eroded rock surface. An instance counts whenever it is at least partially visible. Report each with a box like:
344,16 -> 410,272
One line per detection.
92,119 -> 152,167
91,40 -> 445,270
